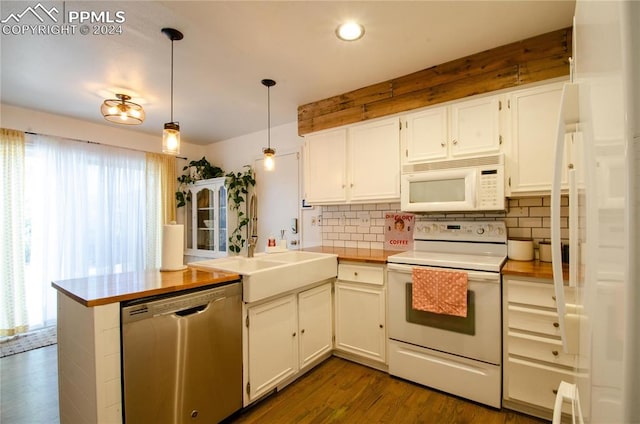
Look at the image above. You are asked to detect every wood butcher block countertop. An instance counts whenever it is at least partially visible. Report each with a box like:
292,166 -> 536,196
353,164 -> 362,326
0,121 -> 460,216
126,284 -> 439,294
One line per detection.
302,246 -> 401,264
52,268 -> 241,307
502,259 -> 569,281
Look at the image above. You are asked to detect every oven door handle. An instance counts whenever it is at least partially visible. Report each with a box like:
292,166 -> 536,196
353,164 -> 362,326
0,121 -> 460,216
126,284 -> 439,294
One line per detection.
387,263 -> 500,283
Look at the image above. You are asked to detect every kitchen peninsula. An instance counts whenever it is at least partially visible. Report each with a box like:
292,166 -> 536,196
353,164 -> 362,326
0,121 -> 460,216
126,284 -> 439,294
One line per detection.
52,268 -> 239,424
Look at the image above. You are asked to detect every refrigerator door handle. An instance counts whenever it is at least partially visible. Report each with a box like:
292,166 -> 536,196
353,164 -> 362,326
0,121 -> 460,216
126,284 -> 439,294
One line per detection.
551,82 -> 579,353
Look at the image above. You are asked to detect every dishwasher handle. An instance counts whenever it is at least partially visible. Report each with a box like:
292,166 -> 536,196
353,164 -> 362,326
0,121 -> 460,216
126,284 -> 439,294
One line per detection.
175,304 -> 207,317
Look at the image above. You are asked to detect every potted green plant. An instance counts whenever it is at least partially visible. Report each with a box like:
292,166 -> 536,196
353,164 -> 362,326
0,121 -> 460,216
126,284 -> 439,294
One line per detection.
225,165 -> 256,254
175,157 -> 224,207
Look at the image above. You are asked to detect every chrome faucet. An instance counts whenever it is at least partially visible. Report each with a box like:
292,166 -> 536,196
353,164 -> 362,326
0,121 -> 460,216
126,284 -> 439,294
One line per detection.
248,194 -> 258,257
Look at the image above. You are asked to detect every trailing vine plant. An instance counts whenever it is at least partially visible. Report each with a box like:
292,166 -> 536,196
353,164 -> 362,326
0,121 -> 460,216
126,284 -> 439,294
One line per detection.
225,165 -> 256,254
175,157 -> 224,207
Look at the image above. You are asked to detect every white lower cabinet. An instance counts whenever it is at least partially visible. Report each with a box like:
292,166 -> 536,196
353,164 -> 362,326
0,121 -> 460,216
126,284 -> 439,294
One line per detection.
245,281 -> 333,405
334,262 -> 386,365
502,275 -> 586,420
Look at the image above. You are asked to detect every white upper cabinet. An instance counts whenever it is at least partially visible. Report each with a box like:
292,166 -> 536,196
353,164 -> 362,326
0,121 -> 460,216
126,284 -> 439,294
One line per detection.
403,106 -> 449,162
304,128 -> 348,204
304,117 -> 400,205
348,117 -> 401,202
450,96 -> 502,157
507,81 -> 566,194
402,95 -> 503,164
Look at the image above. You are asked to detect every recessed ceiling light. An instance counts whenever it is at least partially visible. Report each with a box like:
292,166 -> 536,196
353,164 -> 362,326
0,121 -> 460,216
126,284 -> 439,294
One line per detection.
336,22 -> 365,41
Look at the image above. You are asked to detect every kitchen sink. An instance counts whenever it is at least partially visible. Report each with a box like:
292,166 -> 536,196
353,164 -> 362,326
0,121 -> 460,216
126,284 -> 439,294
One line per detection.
188,251 -> 337,303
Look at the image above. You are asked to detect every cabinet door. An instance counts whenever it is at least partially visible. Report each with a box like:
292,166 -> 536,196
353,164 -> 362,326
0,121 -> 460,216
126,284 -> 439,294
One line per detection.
304,128 -> 348,204
450,96 -> 501,157
509,82 -> 566,193
402,107 -> 448,163
298,283 -> 333,369
334,281 -> 386,362
247,295 -> 298,402
349,117 -> 401,202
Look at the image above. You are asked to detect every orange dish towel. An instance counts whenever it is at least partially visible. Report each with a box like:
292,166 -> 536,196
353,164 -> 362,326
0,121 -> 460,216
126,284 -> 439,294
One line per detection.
412,268 -> 468,317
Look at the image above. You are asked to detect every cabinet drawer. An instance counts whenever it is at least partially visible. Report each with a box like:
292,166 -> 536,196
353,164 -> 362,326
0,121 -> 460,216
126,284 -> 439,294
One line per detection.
508,306 -> 561,337
507,358 -> 579,414
507,279 -> 575,309
338,263 -> 384,285
508,332 -> 576,368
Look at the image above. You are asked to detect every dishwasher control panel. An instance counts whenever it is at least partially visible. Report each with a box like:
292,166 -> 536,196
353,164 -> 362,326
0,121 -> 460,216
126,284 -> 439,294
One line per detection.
121,282 -> 241,324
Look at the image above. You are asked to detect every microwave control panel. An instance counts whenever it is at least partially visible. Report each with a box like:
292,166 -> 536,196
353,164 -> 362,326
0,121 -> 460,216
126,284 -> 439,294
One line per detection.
477,168 -> 502,209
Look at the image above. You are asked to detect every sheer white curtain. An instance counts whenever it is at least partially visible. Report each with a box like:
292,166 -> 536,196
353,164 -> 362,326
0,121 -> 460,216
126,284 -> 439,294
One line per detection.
24,134 -> 146,328
1,129 -> 28,336
145,153 -> 177,269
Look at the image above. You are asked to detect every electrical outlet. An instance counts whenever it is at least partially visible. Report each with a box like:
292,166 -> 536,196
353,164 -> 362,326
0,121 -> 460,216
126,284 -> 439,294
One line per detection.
357,211 -> 370,226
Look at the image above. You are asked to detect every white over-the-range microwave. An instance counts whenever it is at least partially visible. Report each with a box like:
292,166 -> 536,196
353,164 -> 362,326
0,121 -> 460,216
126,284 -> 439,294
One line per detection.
400,154 -> 505,212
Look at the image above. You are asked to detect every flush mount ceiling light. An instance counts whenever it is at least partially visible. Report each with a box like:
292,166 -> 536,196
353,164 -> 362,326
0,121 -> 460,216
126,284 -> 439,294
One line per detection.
336,21 -> 365,41
161,27 -> 183,155
261,78 -> 276,171
101,93 -> 145,125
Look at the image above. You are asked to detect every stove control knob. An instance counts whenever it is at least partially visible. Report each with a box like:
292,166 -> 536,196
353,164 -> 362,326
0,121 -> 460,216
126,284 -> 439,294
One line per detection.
476,227 -> 485,235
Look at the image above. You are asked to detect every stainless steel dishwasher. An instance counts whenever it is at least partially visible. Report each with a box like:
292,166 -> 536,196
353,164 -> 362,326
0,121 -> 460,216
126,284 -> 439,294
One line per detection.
121,281 -> 242,424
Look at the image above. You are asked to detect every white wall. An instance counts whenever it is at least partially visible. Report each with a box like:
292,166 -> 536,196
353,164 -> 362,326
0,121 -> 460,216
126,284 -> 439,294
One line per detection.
1,103 -> 206,159
206,121 -> 322,248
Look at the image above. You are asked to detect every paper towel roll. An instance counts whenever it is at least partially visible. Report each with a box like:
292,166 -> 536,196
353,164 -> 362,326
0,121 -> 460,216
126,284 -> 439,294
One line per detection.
161,223 -> 187,271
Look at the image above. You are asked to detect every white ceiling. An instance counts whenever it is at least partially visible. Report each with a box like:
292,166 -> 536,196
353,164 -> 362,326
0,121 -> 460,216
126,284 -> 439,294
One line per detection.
0,1 -> 576,145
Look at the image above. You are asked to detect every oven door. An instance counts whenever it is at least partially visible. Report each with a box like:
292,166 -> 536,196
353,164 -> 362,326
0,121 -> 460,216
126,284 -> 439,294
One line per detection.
387,262 -> 502,365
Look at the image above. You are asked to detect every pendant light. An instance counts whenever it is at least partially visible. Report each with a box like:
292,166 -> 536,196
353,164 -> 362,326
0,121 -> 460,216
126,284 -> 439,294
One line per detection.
262,78 -> 276,171
161,27 -> 183,155
101,93 -> 145,125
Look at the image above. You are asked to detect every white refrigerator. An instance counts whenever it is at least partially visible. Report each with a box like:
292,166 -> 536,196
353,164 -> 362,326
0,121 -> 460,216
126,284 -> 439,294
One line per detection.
551,1 -> 639,423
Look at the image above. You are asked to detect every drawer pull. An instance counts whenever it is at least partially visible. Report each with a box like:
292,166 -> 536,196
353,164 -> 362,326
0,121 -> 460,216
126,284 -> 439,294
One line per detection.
553,389 -> 558,395
553,322 -> 559,328
552,296 -> 556,301
552,350 -> 559,356
354,272 -> 358,277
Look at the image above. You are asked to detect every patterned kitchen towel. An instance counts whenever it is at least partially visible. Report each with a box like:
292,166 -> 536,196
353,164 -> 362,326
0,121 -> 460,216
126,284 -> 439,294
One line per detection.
412,268 -> 468,317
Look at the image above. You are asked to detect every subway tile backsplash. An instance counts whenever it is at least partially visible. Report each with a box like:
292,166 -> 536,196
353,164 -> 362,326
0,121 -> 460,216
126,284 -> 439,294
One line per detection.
320,195 -> 569,251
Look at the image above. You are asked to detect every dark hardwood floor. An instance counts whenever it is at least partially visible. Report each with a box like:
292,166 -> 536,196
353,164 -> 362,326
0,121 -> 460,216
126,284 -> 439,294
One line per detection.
230,357 -> 548,424
0,346 -> 548,424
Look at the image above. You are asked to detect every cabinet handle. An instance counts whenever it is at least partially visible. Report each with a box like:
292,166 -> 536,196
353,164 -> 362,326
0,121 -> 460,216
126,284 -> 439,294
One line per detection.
552,295 -> 556,301
292,332 -> 297,337
552,350 -> 559,356
379,324 -> 384,329
553,389 -> 558,395
350,183 -> 354,188
301,329 -> 305,334
354,272 -> 358,277
452,139 -> 458,145
440,142 -> 446,147
553,322 -> 560,328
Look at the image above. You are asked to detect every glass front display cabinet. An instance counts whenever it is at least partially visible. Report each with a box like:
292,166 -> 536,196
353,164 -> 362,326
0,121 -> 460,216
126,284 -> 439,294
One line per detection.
184,177 -> 228,258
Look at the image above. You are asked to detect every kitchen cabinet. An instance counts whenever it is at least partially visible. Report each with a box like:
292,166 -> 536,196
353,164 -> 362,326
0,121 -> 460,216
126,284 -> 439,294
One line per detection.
502,275 -> 586,420
298,283 -> 333,369
304,117 -> 400,205
402,95 -> 503,164
334,262 -> 386,366
507,81 -> 567,194
246,294 -> 298,403
245,281 -> 333,404
184,177 -> 228,257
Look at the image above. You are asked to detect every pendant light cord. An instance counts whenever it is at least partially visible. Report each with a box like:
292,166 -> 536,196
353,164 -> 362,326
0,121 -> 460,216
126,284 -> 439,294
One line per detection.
267,85 -> 271,149
170,39 -> 174,123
